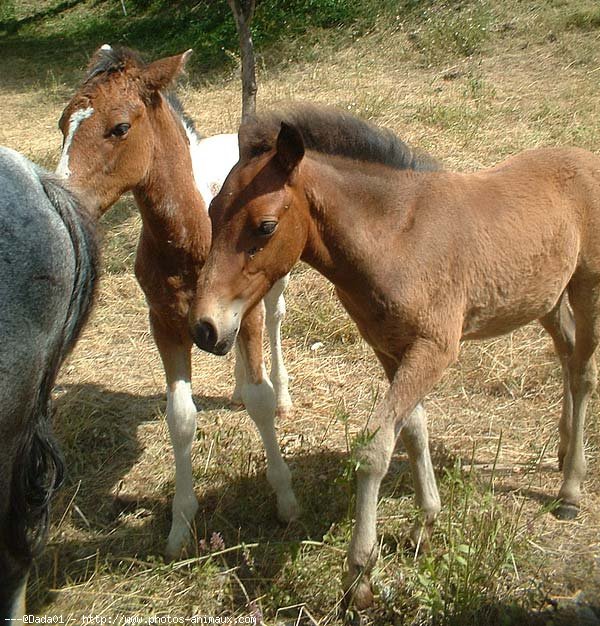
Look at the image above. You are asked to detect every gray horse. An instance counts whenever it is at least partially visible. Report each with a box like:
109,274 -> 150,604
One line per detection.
0,146 -> 98,617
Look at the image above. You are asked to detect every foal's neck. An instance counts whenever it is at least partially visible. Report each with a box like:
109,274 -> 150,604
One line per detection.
301,156 -> 421,288
133,96 -> 210,259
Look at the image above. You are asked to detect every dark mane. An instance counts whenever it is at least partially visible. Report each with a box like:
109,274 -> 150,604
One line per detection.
240,104 -> 441,172
166,92 -> 202,139
85,44 -> 144,83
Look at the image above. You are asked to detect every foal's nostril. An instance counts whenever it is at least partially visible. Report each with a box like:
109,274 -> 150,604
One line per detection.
193,319 -> 218,352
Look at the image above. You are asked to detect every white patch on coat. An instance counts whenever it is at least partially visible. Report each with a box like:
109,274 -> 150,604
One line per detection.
181,122 -> 239,209
56,107 -> 94,178
263,275 -> 293,414
241,370 -> 299,521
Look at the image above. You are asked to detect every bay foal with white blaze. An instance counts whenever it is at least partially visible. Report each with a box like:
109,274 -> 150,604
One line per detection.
190,104 -> 600,609
57,46 -> 298,557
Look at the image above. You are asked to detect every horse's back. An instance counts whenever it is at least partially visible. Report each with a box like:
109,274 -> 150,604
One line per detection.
399,146 -> 600,340
486,145 -> 600,206
482,146 -> 600,274
0,148 -> 76,311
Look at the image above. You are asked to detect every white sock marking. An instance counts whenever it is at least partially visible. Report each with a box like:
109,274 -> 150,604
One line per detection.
165,380 -> 199,557
10,572 -> 28,619
242,372 -> 299,521
56,106 -> 94,178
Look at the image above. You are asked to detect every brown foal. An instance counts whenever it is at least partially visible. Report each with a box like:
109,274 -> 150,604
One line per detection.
189,103 -> 600,609
57,46 -> 298,558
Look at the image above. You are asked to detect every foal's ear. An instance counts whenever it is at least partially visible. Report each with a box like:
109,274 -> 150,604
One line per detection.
142,49 -> 192,93
276,122 -> 305,177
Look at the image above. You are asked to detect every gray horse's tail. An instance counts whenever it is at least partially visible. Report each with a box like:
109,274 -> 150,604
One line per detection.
39,172 -> 99,361
8,173 -> 99,562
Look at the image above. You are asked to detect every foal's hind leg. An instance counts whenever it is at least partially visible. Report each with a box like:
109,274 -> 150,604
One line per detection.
539,293 -> 575,470
401,404 -> 441,551
555,279 -> 600,519
263,274 -> 293,417
150,313 -> 199,558
235,303 -> 299,522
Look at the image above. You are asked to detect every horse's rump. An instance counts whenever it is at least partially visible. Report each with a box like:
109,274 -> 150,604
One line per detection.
0,156 -> 98,568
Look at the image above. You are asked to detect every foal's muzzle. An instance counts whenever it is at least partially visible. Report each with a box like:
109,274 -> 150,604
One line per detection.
191,318 -> 236,356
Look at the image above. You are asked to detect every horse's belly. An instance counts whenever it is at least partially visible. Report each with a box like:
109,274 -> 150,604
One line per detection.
461,218 -> 580,340
461,281 -> 567,340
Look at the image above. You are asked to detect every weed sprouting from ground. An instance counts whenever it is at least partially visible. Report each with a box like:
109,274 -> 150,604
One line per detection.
363,436 -> 557,626
409,467 -> 524,622
555,5 -> 600,32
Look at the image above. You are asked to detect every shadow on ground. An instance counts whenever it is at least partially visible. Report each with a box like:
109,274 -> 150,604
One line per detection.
29,382 -> 359,614
26,383 -> 600,624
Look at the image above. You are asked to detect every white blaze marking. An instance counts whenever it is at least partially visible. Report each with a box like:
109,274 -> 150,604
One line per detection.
56,106 -> 94,178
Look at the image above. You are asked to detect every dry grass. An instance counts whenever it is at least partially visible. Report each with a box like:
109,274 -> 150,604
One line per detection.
2,1 -> 600,623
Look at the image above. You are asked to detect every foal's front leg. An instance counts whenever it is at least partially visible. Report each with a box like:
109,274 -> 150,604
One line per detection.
235,303 -> 299,522
373,350 -> 441,551
150,312 -> 199,558
231,274 -> 293,417
230,342 -> 247,408
344,337 -> 457,610
263,274 -> 293,417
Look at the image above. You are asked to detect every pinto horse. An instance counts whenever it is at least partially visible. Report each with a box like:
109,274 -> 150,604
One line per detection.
57,45 -> 298,558
0,147 -> 97,618
190,103 -> 600,609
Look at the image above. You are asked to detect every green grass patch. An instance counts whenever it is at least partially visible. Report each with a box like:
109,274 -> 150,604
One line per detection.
405,0 -> 494,66
0,0 -> 403,78
559,5 -> 600,31
369,452 -> 548,625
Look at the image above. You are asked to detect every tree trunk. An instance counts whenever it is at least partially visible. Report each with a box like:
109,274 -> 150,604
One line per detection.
227,0 -> 257,123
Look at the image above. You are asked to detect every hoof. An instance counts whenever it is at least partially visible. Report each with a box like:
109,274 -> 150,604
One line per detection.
165,535 -> 196,562
277,492 -> 300,523
164,542 -> 186,563
408,522 -> 433,556
352,579 -> 374,610
342,572 -> 374,611
276,404 -> 294,420
343,611 -> 363,626
554,502 -> 580,520
165,506 -> 198,561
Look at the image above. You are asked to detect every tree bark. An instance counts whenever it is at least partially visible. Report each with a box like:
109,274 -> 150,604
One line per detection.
227,0 -> 257,123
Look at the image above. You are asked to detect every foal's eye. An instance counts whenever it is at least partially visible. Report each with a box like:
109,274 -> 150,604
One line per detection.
110,123 -> 130,138
258,220 -> 278,236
